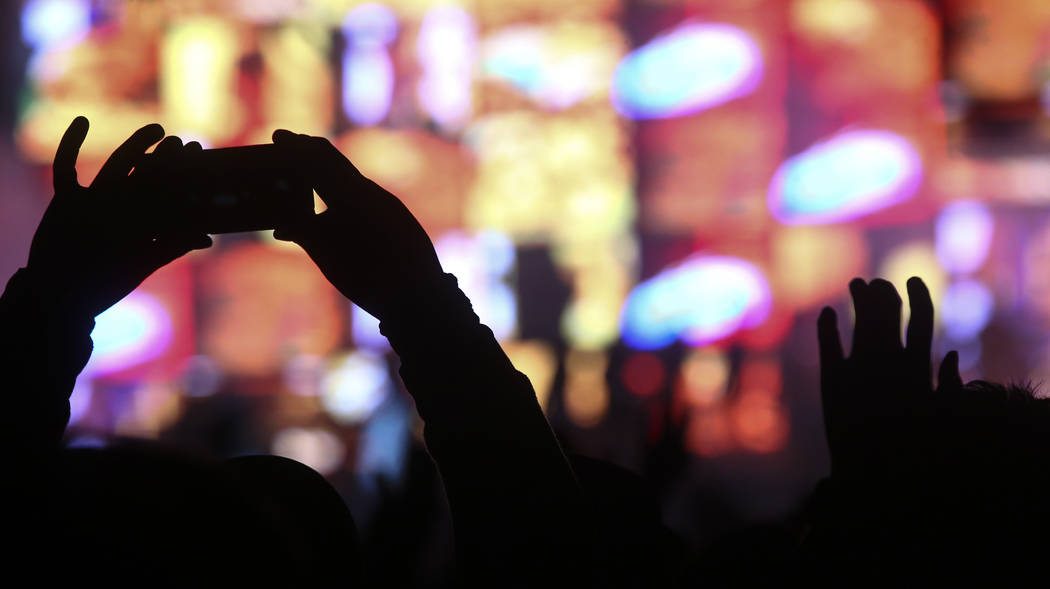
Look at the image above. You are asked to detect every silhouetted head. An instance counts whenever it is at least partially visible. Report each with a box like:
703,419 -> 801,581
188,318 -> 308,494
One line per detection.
11,443 -> 359,586
805,380 -> 1050,581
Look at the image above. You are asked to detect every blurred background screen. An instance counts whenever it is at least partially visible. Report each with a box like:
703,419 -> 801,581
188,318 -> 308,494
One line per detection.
3,0 -> 1050,552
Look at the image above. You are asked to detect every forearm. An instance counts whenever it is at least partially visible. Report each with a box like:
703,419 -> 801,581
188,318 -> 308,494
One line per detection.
0,268 -> 94,454
379,273 -> 589,581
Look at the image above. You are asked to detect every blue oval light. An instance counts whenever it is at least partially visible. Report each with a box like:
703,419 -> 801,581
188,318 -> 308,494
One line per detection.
768,129 -> 923,225
621,256 -> 771,350
611,23 -> 763,120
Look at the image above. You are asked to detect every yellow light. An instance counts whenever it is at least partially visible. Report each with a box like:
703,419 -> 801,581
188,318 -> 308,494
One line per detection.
260,24 -> 334,136
771,225 -> 868,308
161,18 -> 241,144
502,341 -> 558,411
877,241 -> 947,330
564,349 -> 609,427
793,0 -> 877,42
677,348 -> 730,408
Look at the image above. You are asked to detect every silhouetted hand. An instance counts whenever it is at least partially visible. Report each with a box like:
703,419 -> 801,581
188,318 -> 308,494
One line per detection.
817,277 -> 963,484
26,117 -> 212,317
270,130 -> 444,320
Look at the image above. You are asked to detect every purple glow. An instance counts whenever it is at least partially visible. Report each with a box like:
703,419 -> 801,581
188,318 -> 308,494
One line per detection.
936,201 -> 994,274
620,256 -> 772,350
941,279 -> 994,340
611,23 -> 763,119
342,4 -> 397,126
768,130 -> 923,225
86,291 -> 173,376
417,6 -> 475,128
435,231 -> 516,340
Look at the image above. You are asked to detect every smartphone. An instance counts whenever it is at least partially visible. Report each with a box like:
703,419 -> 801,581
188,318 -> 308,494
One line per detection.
145,144 -> 314,234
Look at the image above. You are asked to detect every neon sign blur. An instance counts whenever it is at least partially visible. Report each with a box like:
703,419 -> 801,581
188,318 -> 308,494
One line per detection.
86,292 -> 173,376
768,130 -> 923,225
342,4 -> 397,126
621,256 -> 772,350
21,0 -> 91,51
611,23 -> 763,119
417,6 -> 476,129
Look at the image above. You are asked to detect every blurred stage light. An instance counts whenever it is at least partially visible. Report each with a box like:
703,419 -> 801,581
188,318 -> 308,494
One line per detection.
502,341 -> 558,411
68,379 -> 93,426
941,279 -> 994,341
620,256 -> 772,350
21,0 -> 91,51
417,5 -> 476,129
482,22 -> 624,110
564,350 -> 610,427
730,392 -> 789,454
879,241 -> 947,327
768,130 -> 923,225
611,23 -> 762,119
272,427 -> 346,476
322,351 -> 390,424
435,231 -> 517,340
342,4 -> 398,126
677,348 -> 729,408
87,292 -> 174,376
162,19 -> 240,143
620,352 -> 666,397
936,201 -> 994,274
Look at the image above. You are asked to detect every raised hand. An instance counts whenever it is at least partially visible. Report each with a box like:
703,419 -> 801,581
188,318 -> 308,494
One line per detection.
816,277 -> 963,484
269,130 -> 444,321
26,117 -> 212,317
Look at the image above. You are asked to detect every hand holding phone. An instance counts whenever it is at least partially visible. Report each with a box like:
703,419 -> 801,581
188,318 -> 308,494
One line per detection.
143,144 -> 315,235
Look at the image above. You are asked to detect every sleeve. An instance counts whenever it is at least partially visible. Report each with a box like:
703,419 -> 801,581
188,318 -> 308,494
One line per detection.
379,273 -> 594,585
0,267 -> 95,457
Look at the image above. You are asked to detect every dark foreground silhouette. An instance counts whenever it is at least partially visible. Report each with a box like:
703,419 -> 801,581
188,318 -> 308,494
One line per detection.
4,117 -> 1050,587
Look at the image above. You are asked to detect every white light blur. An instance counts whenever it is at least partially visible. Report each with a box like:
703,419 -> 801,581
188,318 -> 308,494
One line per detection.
435,231 -> 517,340
321,351 -> 390,423
86,292 -> 173,376
417,5 -> 476,129
936,201 -> 994,274
68,379 -> 93,425
271,427 -> 346,476
342,4 -> 398,126
351,304 -> 390,350
21,0 -> 91,51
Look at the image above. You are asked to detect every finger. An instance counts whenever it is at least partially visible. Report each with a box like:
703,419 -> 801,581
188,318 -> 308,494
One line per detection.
848,278 -> 869,357
817,306 -> 845,438
184,141 -> 203,153
936,350 -> 963,393
53,116 -> 90,193
134,233 -> 213,278
818,306 -> 845,370
271,131 -> 361,209
867,279 -> 903,351
92,123 -> 165,189
152,135 -> 184,158
905,277 -> 934,385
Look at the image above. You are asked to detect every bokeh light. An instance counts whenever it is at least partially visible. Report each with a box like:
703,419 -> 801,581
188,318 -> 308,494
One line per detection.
768,130 -> 923,225
621,256 -> 772,350
611,23 -> 762,119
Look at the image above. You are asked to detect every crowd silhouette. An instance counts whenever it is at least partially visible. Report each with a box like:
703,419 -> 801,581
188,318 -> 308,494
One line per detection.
3,115 -> 1048,586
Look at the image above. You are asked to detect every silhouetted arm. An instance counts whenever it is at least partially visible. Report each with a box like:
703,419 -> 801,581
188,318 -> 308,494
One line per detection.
379,274 -> 588,584
0,268 -> 94,454
0,117 -> 210,456
271,131 -> 590,584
